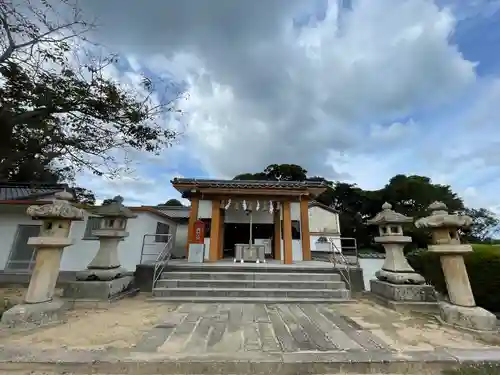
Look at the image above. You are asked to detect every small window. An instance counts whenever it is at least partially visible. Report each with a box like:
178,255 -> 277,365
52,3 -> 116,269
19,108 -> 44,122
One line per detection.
83,216 -> 101,240
280,220 -> 301,240
291,220 -> 301,240
155,222 -> 170,242
201,218 -> 211,238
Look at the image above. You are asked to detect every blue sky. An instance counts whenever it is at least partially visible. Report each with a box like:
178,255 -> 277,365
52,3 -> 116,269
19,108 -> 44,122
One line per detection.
76,0 -> 500,213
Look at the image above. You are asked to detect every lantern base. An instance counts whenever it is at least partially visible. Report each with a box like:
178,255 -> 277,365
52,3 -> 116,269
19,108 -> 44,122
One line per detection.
1,298 -> 67,329
375,269 -> 426,284
63,275 -> 136,302
439,301 -> 497,332
75,266 -> 128,281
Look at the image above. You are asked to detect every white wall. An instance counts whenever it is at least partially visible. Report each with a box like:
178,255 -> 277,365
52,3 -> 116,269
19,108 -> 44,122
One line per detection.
310,235 -> 342,253
290,202 -> 301,221
0,209 -> 177,272
197,200 -> 212,219
172,224 -> 188,258
308,206 -> 340,233
359,258 -> 385,291
225,207 -> 274,224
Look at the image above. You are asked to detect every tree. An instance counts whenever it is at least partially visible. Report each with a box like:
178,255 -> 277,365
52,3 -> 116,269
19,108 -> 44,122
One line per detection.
2,154 -> 96,204
163,198 -> 184,207
0,0 -> 182,181
73,187 -> 96,205
462,208 -> 500,243
233,172 -> 268,181
264,164 -> 307,181
233,164 -> 308,181
380,175 -> 465,248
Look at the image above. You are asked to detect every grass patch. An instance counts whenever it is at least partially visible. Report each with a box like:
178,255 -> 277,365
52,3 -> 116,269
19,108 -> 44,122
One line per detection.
443,364 -> 500,374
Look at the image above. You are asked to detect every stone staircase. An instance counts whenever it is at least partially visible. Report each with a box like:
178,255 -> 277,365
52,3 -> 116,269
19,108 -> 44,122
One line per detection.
151,264 -> 351,303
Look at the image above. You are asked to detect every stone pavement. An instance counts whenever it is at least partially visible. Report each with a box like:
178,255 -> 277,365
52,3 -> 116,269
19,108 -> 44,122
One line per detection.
1,300 -> 500,374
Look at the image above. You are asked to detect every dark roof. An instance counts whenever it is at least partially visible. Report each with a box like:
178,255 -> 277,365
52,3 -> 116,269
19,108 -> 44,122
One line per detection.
0,182 -> 70,201
309,200 -> 339,214
155,205 -> 190,218
171,178 -> 327,190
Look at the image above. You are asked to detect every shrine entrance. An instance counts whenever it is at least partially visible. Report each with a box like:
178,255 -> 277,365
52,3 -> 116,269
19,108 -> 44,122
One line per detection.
171,178 -> 328,264
223,222 -> 275,258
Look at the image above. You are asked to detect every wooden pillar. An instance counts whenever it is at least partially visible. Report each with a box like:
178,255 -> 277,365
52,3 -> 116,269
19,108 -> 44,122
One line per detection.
300,198 -> 311,261
273,208 -> 281,260
209,200 -> 221,262
282,201 -> 293,265
186,197 -> 200,256
219,208 -> 225,259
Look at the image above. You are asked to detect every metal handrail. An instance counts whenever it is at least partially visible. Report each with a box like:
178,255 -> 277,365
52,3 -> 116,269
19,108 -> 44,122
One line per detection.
140,233 -> 171,264
328,237 -> 356,292
139,233 -> 174,288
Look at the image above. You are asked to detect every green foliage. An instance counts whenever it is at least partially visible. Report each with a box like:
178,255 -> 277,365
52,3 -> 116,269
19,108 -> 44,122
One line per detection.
234,164 -> 307,181
462,208 -> 500,243
0,0 -> 181,184
407,245 -> 500,312
443,364 -> 500,375
163,198 -> 184,207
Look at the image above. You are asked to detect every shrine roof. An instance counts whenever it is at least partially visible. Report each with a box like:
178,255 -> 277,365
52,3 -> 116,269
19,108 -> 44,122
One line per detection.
171,178 -> 327,197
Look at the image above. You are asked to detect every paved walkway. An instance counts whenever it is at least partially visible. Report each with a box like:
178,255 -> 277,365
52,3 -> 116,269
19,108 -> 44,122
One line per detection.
136,303 -> 390,353
133,301 -> 494,355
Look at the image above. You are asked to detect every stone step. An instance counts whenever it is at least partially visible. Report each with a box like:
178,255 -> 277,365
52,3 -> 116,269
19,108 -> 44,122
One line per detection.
160,271 -> 342,282
164,264 -> 338,274
148,296 -> 355,304
155,279 -> 347,289
152,287 -> 350,299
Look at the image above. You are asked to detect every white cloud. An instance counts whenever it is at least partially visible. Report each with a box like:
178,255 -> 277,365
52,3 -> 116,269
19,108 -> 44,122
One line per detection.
70,0 -> 500,213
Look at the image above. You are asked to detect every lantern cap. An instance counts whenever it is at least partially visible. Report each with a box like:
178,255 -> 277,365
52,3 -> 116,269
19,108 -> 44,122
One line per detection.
415,201 -> 472,229
26,191 -> 84,220
367,202 -> 412,226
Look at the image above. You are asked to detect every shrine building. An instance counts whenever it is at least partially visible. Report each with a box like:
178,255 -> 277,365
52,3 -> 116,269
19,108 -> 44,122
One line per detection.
171,178 -> 329,264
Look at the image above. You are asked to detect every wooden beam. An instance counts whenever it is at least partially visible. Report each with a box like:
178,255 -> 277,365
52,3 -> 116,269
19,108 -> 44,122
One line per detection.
209,200 -> 221,262
186,197 -> 199,255
198,188 -> 309,196
273,209 -> 281,260
282,201 -> 293,265
204,194 -> 303,202
300,198 -> 312,261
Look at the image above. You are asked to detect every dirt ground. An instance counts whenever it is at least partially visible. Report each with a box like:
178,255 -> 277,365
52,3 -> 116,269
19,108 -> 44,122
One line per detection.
0,289 -> 178,350
331,299 -> 494,351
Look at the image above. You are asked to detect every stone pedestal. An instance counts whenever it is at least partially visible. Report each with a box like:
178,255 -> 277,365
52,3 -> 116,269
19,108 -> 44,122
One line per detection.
367,203 -> 437,312
370,280 -> 438,312
1,192 -> 84,328
415,202 -> 497,332
63,275 -> 135,305
1,299 -> 67,328
63,196 -> 138,304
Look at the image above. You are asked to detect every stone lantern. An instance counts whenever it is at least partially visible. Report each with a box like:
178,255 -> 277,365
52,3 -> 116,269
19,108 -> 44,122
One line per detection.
415,201 -> 496,331
1,191 -> 84,327
63,196 -> 137,303
367,202 -> 437,311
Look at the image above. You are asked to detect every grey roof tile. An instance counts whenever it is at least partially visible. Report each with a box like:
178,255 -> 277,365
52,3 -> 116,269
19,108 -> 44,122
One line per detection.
171,178 -> 327,189
0,183 -> 68,201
